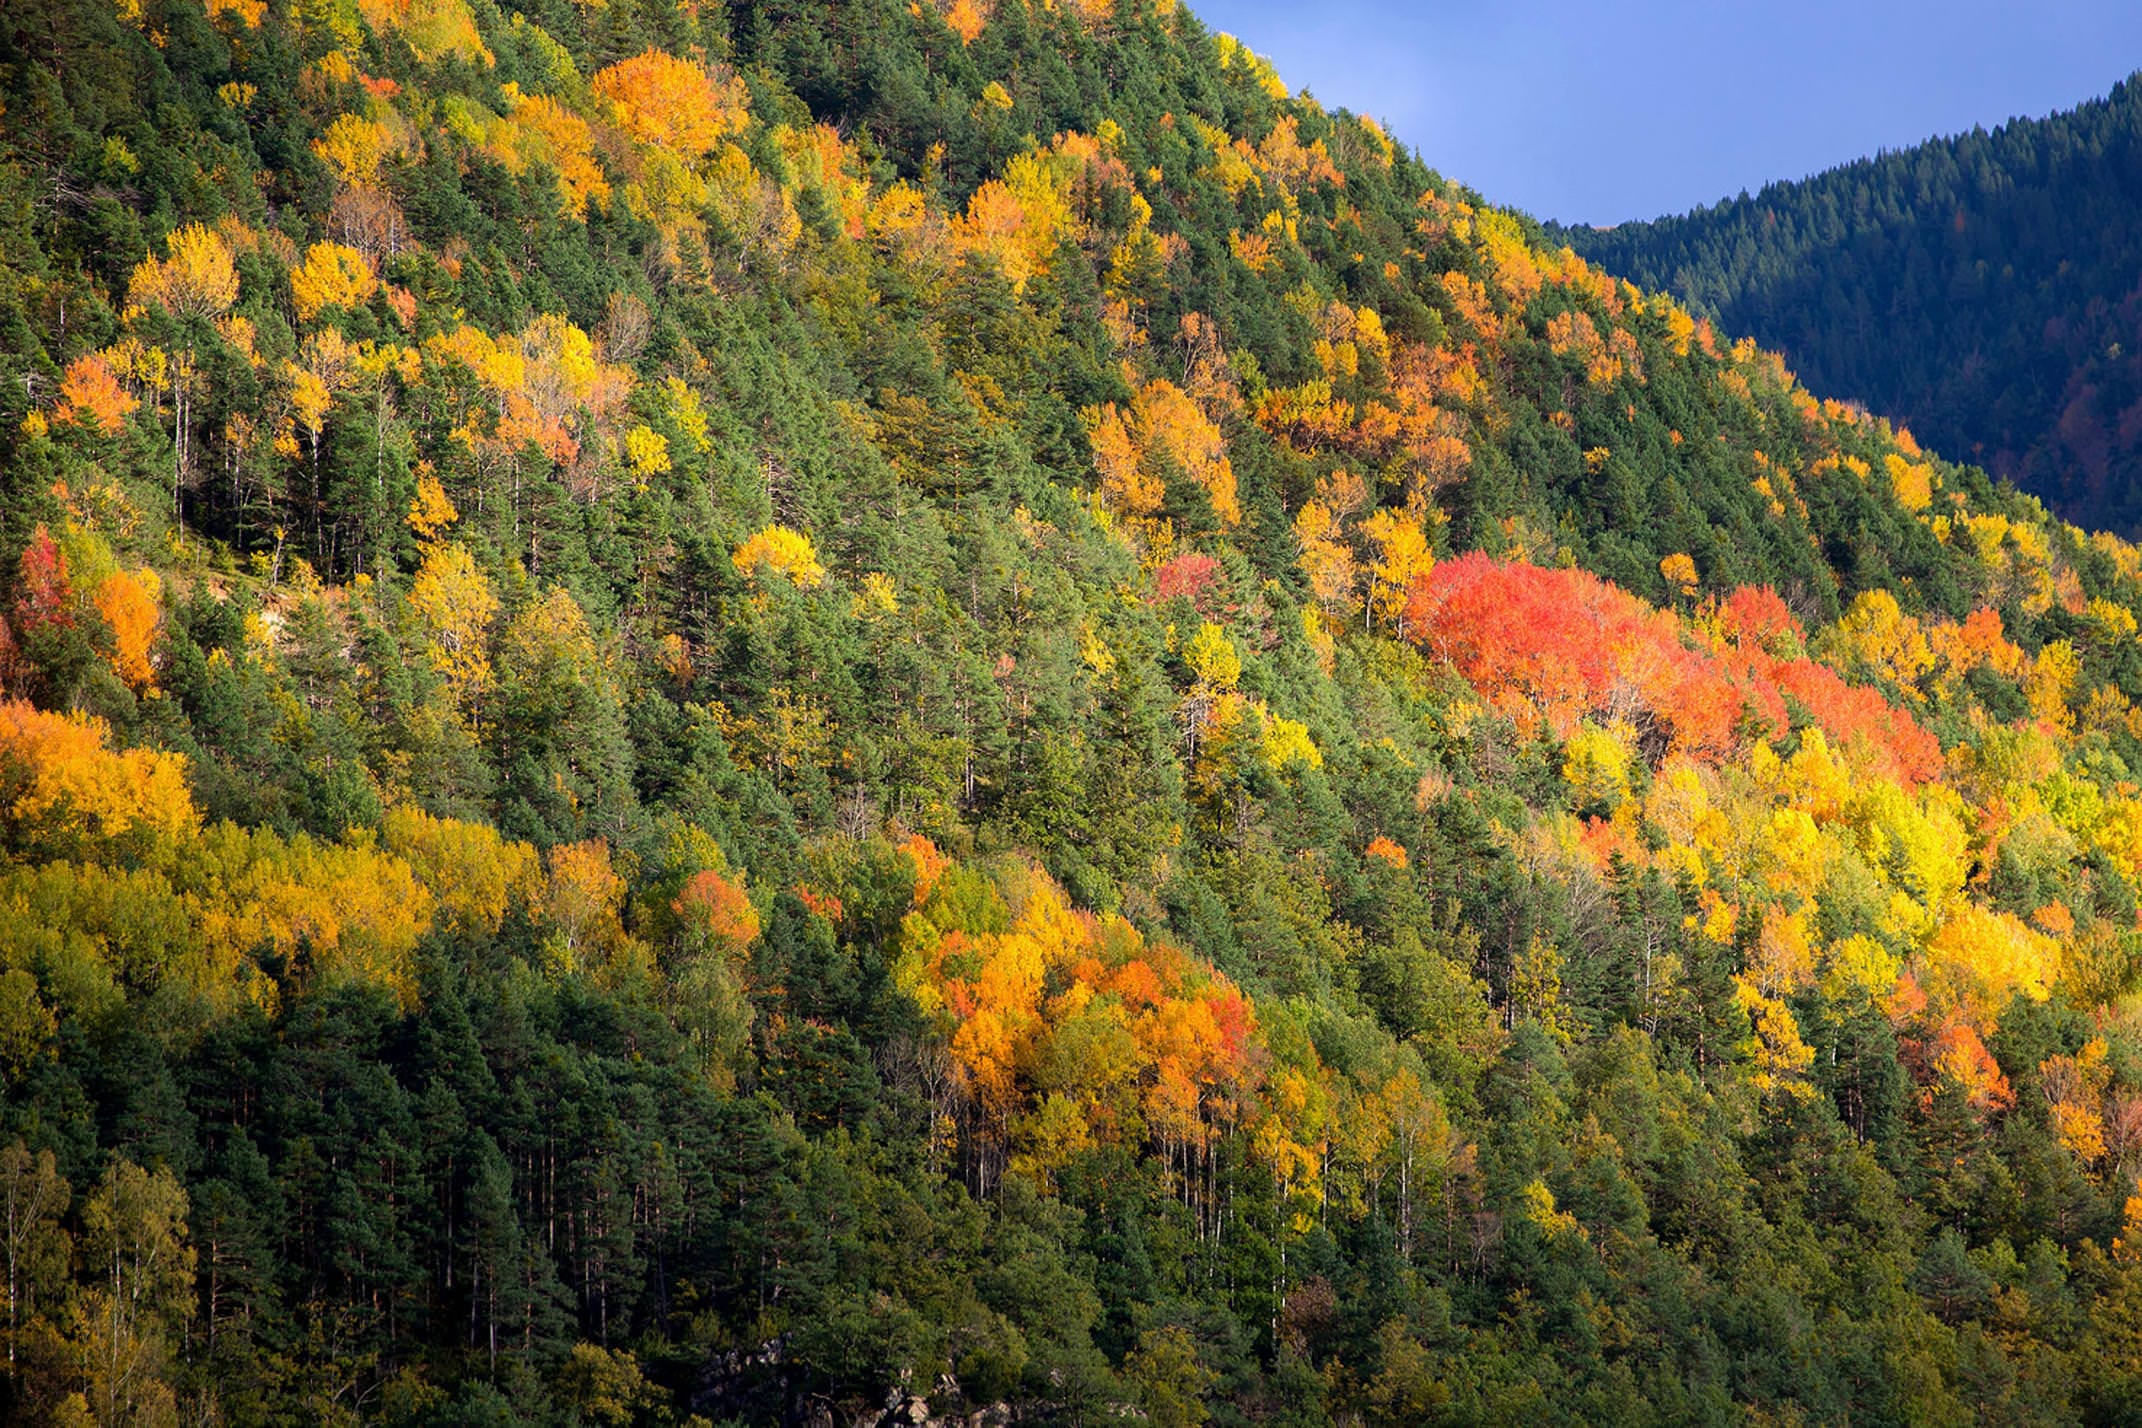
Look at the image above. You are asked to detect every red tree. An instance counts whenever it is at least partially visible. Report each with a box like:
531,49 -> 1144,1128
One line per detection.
1405,555 -> 1942,782
13,527 -> 73,633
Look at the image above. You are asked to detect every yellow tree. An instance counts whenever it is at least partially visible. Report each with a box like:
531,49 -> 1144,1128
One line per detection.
129,224 -> 240,518
0,699 -> 198,858
290,241 -> 378,321
1826,589 -> 1935,696
731,525 -> 825,589
2042,1039 -> 2113,1165
1254,1063 -> 1330,1242
1179,621 -> 1240,767
544,839 -> 629,972
1562,722 -> 1634,814
406,542 -> 500,713
1362,508 -> 1434,632
55,354 -> 137,435
1293,500 -> 1358,620
1101,378 -> 1240,527
1734,977 -> 1817,1102
505,92 -> 611,218
92,569 -> 161,692
427,314 -> 633,499
1088,402 -> 1163,518
592,50 -> 749,161
1,1141 -> 70,1379
1379,1069 -> 1453,1259
381,806 -> 539,936
312,113 -> 393,188
954,150 -> 1076,293
127,224 -> 238,320
183,823 -> 436,1009
1922,904 -> 2057,1028
405,472 -> 458,540
944,0 -> 988,44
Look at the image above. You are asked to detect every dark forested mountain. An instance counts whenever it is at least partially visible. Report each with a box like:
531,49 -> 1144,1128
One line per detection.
13,1 -> 2142,1424
1562,74 -> 2142,535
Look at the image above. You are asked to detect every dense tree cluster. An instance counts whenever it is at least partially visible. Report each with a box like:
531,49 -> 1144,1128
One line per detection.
1561,74 -> 2142,536
10,1 -> 2142,1424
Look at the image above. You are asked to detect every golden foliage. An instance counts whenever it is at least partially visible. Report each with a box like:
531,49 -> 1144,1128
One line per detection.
93,569 -> 160,691
406,542 -> 499,709
0,700 -> 198,853
485,89 -> 611,218
1362,508 -> 1435,630
1084,377 -> 1238,527
2042,1038 -> 2112,1163
128,224 -> 239,319
312,114 -> 394,188
945,0 -> 988,44
426,314 -> 634,473
1734,976 -> 1816,1100
623,425 -> 671,478
1885,452 -> 1935,512
204,0 -> 265,27
405,473 -> 458,539
953,147 -> 1087,292
592,50 -> 750,161
56,355 -> 137,435
1364,835 -> 1408,869
356,0 -> 492,64
290,242 -> 379,321
732,526 -> 825,589
193,823 -> 435,1007
1293,499 -> 1358,617
1828,589 -> 1935,694
381,806 -> 539,936
1563,722 -> 1634,813
544,839 -> 626,957
1922,904 -> 2057,1026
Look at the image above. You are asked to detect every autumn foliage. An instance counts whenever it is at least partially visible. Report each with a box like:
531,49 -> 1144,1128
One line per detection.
1087,377 -> 1240,526
1406,554 -> 1942,781
592,50 -> 749,161
12,527 -> 73,634
426,313 -> 633,472
731,526 -> 826,589
895,859 -> 1264,1193
290,241 -> 379,321
673,868 -> 761,949
1407,554 -> 1748,757
16,12 -> 2142,1421
127,223 -> 238,319
93,569 -> 160,691
55,355 -> 137,434
0,700 -> 198,854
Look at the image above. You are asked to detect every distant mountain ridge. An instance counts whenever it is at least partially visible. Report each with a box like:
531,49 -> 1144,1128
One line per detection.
1560,74 -> 2142,533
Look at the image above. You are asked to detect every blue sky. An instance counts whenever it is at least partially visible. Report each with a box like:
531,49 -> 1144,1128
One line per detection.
1185,0 -> 2142,225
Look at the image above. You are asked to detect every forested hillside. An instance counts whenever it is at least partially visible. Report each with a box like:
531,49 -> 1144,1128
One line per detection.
1562,75 -> 2142,537
11,1 -> 2142,1423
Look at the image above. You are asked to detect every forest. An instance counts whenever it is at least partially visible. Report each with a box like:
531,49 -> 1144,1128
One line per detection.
7,0 -> 2142,1423
1562,73 -> 2142,539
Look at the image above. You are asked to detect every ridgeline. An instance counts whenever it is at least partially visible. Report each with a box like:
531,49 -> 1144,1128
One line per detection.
1563,74 -> 2142,536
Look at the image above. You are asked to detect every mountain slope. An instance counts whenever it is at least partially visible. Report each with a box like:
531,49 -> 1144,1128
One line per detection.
8,1 -> 2142,1424
1562,74 -> 2142,534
